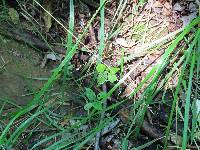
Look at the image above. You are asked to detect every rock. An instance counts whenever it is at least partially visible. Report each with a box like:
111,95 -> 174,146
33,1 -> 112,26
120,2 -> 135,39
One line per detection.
188,2 -> 198,12
173,3 -> 185,11
180,12 -> 197,27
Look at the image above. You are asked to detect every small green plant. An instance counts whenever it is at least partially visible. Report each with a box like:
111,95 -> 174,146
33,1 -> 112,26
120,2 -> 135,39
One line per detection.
96,63 -> 120,85
83,64 -> 119,111
84,87 -> 107,111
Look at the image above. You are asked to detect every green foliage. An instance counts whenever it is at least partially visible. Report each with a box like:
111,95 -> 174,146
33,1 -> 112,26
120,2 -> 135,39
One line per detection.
85,87 -> 96,101
1,0 -> 200,148
96,63 -> 120,85
8,8 -> 19,24
84,88 -> 107,111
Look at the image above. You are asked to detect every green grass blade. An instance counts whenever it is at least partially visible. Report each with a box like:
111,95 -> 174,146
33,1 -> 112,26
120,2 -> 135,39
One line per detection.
0,1 -> 105,142
7,107 -> 49,145
62,0 -> 75,99
131,137 -> 164,150
98,0 -> 105,62
182,52 -> 196,149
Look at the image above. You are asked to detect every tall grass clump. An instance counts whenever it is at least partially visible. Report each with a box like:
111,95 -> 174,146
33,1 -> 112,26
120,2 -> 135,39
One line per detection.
0,0 -> 199,149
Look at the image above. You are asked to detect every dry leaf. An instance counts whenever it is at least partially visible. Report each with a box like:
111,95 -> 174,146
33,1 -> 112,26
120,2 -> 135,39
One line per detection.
164,2 -> 172,10
115,38 -> 136,48
46,53 -> 61,61
43,0 -> 52,32
188,2 -> 198,12
173,3 -> 185,11
153,1 -> 163,8
163,7 -> 171,16
170,133 -> 182,145
116,38 -> 128,47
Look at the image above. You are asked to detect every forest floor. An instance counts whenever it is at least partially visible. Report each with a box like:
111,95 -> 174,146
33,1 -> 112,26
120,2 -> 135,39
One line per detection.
0,0 -> 199,149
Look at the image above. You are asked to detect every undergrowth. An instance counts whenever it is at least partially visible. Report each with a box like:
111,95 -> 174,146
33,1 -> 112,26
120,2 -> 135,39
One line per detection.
0,0 -> 200,149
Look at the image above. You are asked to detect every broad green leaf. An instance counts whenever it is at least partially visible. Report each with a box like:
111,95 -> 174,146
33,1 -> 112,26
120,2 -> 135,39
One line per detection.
85,88 -> 96,101
109,67 -> 120,74
97,91 -> 107,100
96,64 -> 106,73
97,72 -> 107,85
108,73 -> 117,83
84,103 -> 93,110
97,75 -> 107,85
92,101 -> 102,110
